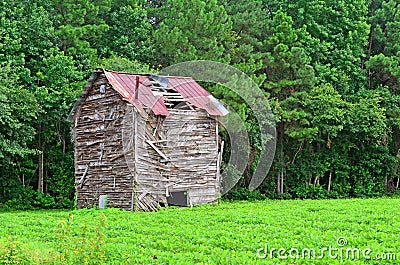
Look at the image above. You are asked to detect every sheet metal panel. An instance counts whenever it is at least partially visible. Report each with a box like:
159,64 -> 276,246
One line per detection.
104,70 -> 227,117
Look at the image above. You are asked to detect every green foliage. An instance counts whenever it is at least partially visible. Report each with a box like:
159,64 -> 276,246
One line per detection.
30,51 -> 82,204
98,55 -> 156,74
305,85 -> 348,140
3,187 -> 58,210
0,64 -> 38,160
1,200 -> 400,263
347,89 -> 387,142
0,64 -> 38,201
262,10 -> 315,95
151,0 -> 233,65
224,187 -> 267,201
49,0 -> 112,72
219,0 -> 267,69
267,0 -> 370,93
292,184 -> 330,199
366,0 -> 400,91
98,1 -> 153,62
0,236 -> 27,265
56,213 -> 107,264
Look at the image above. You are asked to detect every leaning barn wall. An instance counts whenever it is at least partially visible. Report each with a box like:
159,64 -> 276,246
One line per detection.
73,73 -> 134,210
124,107 -> 220,209
160,109 -> 219,206
123,106 -> 166,211
72,71 -> 221,211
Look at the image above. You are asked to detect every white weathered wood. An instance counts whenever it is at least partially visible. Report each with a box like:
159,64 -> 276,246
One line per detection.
79,165 -> 89,188
145,139 -> 170,161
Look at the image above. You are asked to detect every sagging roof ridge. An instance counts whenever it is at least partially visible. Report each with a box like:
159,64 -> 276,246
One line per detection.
68,68 -> 228,121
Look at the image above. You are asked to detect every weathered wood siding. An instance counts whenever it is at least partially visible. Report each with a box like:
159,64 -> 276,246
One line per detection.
124,108 -> 219,209
72,70 -> 220,211
73,73 -> 134,210
123,107 -> 166,211
161,110 -> 219,206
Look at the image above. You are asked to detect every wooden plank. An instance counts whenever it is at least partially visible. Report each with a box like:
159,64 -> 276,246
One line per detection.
79,165 -> 89,188
145,139 -> 170,161
132,108 -> 139,211
110,153 -> 124,162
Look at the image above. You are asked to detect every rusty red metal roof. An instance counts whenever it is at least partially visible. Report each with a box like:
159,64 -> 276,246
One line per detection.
104,70 -> 228,117
105,71 -> 169,115
167,77 -> 229,116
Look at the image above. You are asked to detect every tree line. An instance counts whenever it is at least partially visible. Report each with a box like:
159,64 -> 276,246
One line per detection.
0,0 -> 399,208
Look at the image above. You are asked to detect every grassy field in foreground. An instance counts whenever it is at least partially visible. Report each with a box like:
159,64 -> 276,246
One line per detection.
0,199 -> 399,264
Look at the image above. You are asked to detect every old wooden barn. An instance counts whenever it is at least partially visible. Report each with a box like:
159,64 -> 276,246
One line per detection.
68,69 -> 228,211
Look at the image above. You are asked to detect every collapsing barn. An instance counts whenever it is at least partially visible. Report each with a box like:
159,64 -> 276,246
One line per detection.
68,69 -> 228,211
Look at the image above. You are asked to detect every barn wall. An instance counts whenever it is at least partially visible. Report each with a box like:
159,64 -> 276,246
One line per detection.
123,107 -> 220,209
72,71 -> 221,211
123,106 -> 167,211
161,109 -> 219,206
73,73 -> 134,210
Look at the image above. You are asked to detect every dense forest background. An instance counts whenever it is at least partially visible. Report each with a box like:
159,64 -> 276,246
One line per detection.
0,0 -> 399,209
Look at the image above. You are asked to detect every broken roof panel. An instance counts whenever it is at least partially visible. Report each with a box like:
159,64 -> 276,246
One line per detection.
105,71 -> 169,116
167,78 -> 228,116
69,69 -> 228,118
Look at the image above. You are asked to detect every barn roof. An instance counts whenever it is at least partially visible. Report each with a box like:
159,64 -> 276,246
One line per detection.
68,68 -> 228,120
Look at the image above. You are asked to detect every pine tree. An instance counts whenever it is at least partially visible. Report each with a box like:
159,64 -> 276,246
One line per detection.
151,0 -> 233,65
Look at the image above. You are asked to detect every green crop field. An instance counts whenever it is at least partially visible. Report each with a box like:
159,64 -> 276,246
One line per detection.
0,199 -> 399,264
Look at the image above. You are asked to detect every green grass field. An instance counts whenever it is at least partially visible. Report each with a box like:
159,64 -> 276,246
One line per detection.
0,198 -> 399,264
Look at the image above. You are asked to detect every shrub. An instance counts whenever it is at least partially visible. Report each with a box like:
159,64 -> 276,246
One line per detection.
2,187 -> 61,210
224,187 -> 267,201
292,184 -> 329,199
56,213 -> 107,265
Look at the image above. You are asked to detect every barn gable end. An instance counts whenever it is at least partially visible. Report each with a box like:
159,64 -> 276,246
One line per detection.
69,69 -> 227,211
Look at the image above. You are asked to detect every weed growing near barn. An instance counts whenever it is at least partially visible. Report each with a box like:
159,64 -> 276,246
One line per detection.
56,213 -> 107,264
0,199 -> 399,264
